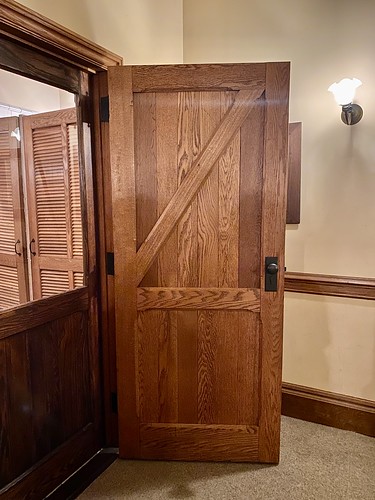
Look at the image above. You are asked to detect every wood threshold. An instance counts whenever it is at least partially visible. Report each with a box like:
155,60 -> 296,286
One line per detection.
0,0 -> 122,71
282,382 -> 375,438
285,271 -> 375,300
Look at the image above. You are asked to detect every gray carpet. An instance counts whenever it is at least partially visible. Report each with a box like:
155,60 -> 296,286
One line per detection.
78,417 -> 375,499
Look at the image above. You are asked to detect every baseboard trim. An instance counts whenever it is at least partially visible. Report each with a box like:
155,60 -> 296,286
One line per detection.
282,382 -> 375,437
0,425 -> 99,499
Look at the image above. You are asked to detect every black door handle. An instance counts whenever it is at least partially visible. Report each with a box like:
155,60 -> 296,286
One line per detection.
265,257 -> 279,292
29,238 -> 36,256
14,239 -> 21,256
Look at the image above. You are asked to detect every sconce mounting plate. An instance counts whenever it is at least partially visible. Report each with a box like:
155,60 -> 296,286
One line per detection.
341,103 -> 363,125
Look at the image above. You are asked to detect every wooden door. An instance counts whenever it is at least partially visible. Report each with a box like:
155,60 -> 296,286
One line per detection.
0,116 -> 28,309
109,63 -> 290,463
21,108 -> 84,299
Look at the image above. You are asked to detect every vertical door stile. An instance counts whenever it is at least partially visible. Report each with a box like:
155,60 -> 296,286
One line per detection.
108,66 -> 139,457
258,62 -> 290,462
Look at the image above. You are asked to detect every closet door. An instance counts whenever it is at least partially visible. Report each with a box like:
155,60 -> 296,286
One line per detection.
0,116 -> 28,309
21,108 -> 84,300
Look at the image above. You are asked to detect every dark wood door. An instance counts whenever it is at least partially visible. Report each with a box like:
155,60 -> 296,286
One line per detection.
109,63 -> 289,463
0,96 -> 101,497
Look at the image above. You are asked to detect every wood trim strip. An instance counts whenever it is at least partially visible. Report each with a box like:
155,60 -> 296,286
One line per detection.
38,256 -> 84,272
0,36 -> 81,93
136,87 -> 264,285
140,423 -> 258,461
282,382 -> 375,438
132,63 -> 266,92
0,286 -> 88,339
0,253 -> 16,267
0,0 -> 122,71
285,272 -> 375,300
0,424 -> 98,499
137,287 -> 260,311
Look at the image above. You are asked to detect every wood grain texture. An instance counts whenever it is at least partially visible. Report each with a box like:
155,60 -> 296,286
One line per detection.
282,382 -> 375,438
285,272 -> 375,300
219,92 -> 240,288
0,0 -> 122,72
134,92 -> 158,286
139,423 -> 258,461
0,286 -> 88,339
137,287 -> 260,311
239,98 -> 264,289
136,87 -> 264,285
0,425 -> 97,499
286,122 -> 302,224
0,309 -> 93,488
108,66 -> 139,457
132,63 -> 266,92
0,37 -> 81,94
156,92 -> 179,288
257,62 -> 290,463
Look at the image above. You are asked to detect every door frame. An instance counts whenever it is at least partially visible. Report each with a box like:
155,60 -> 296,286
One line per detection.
0,0 -> 122,495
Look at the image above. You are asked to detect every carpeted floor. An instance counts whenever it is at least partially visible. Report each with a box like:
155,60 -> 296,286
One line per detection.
78,417 -> 375,499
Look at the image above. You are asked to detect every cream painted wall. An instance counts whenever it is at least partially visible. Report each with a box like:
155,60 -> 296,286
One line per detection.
184,0 -> 375,399
18,0 -> 183,64
0,70 -> 73,113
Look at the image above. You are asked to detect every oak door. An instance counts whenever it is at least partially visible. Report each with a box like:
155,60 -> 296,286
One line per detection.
21,108 -> 84,299
0,116 -> 28,309
109,63 -> 290,463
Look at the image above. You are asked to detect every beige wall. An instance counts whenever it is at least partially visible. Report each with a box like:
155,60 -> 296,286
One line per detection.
0,70 -> 74,113
18,0 -> 183,64
184,0 -> 375,399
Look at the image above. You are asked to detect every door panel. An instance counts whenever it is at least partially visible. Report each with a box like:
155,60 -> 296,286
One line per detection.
109,63 -> 290,462
21,109 -> 83,300
0,116 -> 28,308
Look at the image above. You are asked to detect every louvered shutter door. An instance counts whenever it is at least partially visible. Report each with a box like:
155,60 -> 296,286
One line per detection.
0,117 -> 28,309
21,109 -> 84,300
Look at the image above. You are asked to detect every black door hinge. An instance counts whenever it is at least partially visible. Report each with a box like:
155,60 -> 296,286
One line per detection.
106,252 -> 114,276
100,96 -> 109,122
110,392 -> 118,414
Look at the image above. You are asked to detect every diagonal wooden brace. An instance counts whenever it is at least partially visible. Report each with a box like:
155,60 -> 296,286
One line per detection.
136,87 -> 264,285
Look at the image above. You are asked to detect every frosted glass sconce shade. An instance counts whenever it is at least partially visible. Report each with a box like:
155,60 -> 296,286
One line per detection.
328,78 -> 362,105
328,77 -> 363,125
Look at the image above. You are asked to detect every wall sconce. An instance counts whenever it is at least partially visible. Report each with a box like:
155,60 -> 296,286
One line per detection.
328,78 -> 363,125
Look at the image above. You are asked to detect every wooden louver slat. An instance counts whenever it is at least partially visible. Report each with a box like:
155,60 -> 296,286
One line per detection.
22,108 -> 84,299
33,126 -> 68,257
